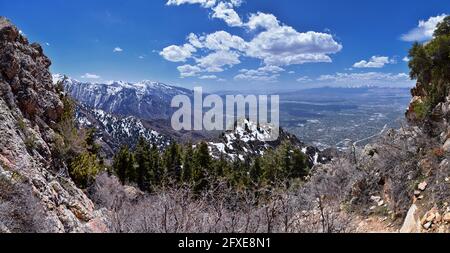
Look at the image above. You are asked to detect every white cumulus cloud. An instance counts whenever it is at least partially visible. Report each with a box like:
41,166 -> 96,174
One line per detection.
242,13 -> 343,66
166,0 -> 243,26
246,12 -> 280,31
166,0 -> 217,8
177,64 -> 202,78
246,25 -> 342,66
353,56 -> 395,68
164,3 -> 343,79
297,76 -> 312,83
113,47 -> 123,53
160,44 -> 196,62
196,50 -> 241,71
199,75 -> 218,79
202,31 -> 247,51
234,65 -> 284,82
212,2 -> 243,27
401,14 -> 447,42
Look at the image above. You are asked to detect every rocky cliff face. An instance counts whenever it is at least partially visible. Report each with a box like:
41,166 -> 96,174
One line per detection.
401,87 -> 450,232
406,82 -> 450,137
0,17 -> 108,233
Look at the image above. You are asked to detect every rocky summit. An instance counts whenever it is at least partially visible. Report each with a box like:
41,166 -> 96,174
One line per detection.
0,17 -> 108,233
207,118 -> 331,166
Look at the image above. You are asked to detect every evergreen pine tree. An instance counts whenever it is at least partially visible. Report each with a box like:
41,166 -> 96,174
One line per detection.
290,149 -> 309,179
279,141 -> 293,179
113,146 -> 134,185
148,145 -> 162,188
250,157 -> 262,184
261,149 -> 279,184
192,142 -> 211,192
181,143 -> 194,184
163,142 -> 182,183
434,16 -> 450,37
135,138 -> 151,191
85,128 -> 101,155
213,154 -> 229,179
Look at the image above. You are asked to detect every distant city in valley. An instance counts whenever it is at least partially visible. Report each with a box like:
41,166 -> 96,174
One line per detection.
276,87 -> 411,150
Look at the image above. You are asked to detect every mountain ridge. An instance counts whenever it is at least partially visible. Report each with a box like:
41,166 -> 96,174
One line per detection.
53,74 -> 193,121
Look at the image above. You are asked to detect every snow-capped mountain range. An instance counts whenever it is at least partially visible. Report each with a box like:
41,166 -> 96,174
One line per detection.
53,74 -> 192,120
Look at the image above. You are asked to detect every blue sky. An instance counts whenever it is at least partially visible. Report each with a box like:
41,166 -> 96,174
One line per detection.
1,0 -> 449,91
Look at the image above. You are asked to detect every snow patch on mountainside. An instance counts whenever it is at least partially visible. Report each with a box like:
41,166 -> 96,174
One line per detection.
75,105 -> 171,156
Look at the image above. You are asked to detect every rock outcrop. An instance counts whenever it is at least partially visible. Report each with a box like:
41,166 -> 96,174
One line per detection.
0,17 -> 108,233
400,204 -> 421,233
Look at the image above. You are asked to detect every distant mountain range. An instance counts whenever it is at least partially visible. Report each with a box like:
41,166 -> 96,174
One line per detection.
53,74 -> 192,120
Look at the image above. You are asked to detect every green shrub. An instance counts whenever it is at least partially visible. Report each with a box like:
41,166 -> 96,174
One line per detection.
411,99 -> 431,121
69,152 -> 101,189
17,118 -> 26,131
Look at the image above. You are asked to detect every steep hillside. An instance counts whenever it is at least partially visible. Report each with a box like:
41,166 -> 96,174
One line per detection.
0,17 -> 107,232
329,17 -> 450,233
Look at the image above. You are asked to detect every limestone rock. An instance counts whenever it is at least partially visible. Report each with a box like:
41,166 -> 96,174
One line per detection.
444,139 -> 450,152
443,213 -> 450,223
418,181 -> 428,191
400,204 -> 421,233
423,222 -> 432,230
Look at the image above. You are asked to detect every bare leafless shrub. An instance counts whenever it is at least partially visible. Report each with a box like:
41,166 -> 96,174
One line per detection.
88,172 -> 128,210
431,159 -> 450,207
324,125 -> 450,222
360,127 -> 440,217
293,159 -> 359,233
89,173 -> 356,233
